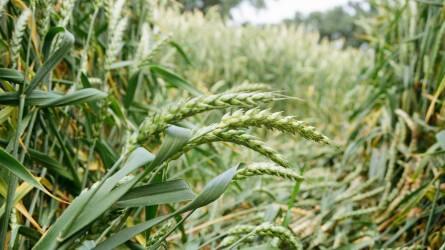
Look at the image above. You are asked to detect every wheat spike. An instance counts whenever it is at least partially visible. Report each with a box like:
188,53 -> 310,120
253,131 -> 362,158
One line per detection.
138,34 -> 172,67
36,0 -> 52,38
58,0 -> 76,27
154,128 -> 290,169
0,0 -> 9,19
105,17 -> 127,69
131,92 -> 280,147
221,108 -> 330,144
235,162 -> 303,181
225,83 -> 272,93
221,223 -> 303,249
11,9 -> 31,68
108,0 -> 126,31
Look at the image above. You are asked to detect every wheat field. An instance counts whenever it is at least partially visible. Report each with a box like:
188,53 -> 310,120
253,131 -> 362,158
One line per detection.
0,0 -> 443,249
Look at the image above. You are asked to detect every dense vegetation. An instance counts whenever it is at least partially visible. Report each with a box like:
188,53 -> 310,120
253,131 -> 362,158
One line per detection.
0,0 -> 443,249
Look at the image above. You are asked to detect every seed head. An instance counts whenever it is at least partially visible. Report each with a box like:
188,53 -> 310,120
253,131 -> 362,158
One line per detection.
235,162 -> 303,181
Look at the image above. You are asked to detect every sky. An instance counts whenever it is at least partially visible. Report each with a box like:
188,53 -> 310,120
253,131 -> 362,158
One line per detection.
231,0 -> 354,24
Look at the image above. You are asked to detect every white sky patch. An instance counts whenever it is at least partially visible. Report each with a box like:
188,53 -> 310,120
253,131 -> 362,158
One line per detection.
231,0 -> 354,24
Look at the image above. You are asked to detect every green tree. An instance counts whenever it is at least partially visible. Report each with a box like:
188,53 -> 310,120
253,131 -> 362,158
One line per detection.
286,2 -> 371,47
179,0 -> 267,16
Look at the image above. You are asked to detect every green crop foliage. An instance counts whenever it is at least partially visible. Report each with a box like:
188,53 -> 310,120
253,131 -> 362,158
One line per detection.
0,0 -> 444,249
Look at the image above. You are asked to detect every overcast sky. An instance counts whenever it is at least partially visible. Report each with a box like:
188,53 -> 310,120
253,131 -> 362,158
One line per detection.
231,0 -> 355,24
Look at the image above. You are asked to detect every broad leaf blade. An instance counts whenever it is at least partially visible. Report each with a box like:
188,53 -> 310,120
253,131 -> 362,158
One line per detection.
0,68 -> 25,83
41,88 -> 107,107
148,64 -> 201,97
0,147 -> 46,193
28,149 -> 75,181
94,165 -> 238,249
116,179 -> 195,207
61,148 -> 155,239
26,31 -> 75,95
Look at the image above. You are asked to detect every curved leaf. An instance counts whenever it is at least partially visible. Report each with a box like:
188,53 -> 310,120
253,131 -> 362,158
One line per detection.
0,91 -> 60,106
0,89 -> 106,106
0,68 -> 25,83
0,147 -> 46,193
26,31 -> 75,95
28,149 -> 75,181
148,64 -> 201,97
42,27 -> 66,59
169,41 -> 192,65
40,88 -> 108,107
116,179 -> 195,207
33,148 -> 154,250
94,165 -> 238,249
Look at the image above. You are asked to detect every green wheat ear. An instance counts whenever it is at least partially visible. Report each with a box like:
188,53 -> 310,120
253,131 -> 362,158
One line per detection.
234,162 -> 304,181
105,17 -> 127,69
220,223 -> 303,249
0,0 -> 9,19
225,83 -> 272,93
221,108 -> 330,144
11,8 -> 31,68
58,0 -> 76,27
127,91 -> 282,149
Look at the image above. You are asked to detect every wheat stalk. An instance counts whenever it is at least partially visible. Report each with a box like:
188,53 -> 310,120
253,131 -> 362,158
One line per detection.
333,207 -> 380,221
350,186 -> 384,202
334,177 -> 378,203
221,109 -> 330,144
234,162 -> 303,181
11,9 -> 31,68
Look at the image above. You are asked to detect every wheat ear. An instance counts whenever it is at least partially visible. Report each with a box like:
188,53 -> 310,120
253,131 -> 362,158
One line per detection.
105,17 -> 127,69
130,92 -> 280,147
221,109 -> 330,144
225,83 -> 272,93
156,128 -> 290,169
11,9 -> 31,68
221,223 -> 303,249
0,0 -> 9,19
58,0 -> 76,27
234,162 -> 303,181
